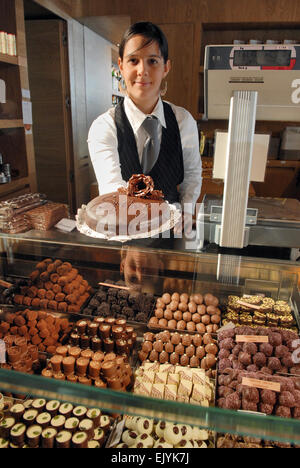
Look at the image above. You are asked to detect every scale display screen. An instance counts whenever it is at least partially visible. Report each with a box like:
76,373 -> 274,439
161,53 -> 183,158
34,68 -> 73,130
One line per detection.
233,49 -> 291,67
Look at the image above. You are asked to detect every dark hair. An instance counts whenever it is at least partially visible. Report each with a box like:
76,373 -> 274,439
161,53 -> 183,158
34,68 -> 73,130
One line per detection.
119,22 -> 169,63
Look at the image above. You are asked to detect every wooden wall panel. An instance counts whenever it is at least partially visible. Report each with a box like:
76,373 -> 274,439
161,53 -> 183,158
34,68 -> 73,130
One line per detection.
80,0 -> 300,23
34,0 -> 82,18
158,23 -> 194,111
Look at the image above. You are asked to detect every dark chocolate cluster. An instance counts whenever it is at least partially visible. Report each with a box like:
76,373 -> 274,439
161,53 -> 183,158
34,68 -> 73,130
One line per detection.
83,280 -> 155,323
218,326 -> 300,375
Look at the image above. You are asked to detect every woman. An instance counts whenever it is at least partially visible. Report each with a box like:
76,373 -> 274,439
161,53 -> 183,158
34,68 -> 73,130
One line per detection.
88,21 -> 202,234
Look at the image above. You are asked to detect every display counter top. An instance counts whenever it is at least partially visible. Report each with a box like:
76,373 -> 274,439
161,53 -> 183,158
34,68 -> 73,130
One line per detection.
0,228 -> 299,445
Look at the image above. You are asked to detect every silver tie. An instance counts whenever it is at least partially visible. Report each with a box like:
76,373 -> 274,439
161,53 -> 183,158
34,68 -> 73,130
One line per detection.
141,116 -> 160,174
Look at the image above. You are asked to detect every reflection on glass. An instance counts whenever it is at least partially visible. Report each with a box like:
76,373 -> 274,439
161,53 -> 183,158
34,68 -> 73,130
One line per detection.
120,246 -> 164,293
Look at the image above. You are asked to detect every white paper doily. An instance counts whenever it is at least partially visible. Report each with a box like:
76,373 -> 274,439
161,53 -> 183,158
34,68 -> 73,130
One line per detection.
76,203 -> 182,243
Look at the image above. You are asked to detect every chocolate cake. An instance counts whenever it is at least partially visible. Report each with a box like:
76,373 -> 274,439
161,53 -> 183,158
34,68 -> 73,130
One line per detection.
84,174 -> 167,236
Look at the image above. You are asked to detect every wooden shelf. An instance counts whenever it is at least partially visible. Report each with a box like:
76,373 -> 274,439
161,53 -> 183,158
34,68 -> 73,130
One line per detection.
201,157 -> 300,167
0,119 -> 23,129
0,177 -> 30,196
0,52 -> 18,65
267,160 -> 300,168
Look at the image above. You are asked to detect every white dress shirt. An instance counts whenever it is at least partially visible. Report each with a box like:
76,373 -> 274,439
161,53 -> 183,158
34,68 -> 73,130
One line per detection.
88,96 -> 202,214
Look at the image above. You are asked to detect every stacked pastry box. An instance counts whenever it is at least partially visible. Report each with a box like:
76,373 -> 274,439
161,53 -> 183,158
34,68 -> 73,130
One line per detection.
106,415 -> 214,449
0,193 -> 68,234
0,396 -> 115,448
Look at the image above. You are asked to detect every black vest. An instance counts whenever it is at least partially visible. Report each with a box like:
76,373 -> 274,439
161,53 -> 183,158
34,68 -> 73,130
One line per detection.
115,99 -> 184,204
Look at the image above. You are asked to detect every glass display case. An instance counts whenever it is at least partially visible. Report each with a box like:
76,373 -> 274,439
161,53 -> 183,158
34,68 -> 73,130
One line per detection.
0,229 -> 299,447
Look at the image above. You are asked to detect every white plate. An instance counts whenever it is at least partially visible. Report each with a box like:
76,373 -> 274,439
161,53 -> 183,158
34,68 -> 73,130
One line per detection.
76,203 -> 182,242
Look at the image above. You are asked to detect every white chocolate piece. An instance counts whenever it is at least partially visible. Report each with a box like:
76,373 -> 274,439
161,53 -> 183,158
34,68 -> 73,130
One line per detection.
59,403 -> 73,416
192,384 -> 206,402
10,404 -> 25,415
192,369 -> 206,385
93,428 -> 105,442
124,416 -> 135,430
174,366 -> 186,375
122,430 -> 139,447
175,439 -> 194,448
194,440 -> 208,448
167,374 -> 180,386
154,437 -> 173,448
176,396 -> 189,403
151,384 -> 164,399
23,400 -> 33,409
164,425 -> 182,445
159,363 -> 174,373
154,373 -> 168,384
178,379 -> 193,397
142,362 -> 160,372
190,398 -> 201,406
46,400 -> 60,413
136,433 -> 154,448
32,399 -> 46,411
142,371 -> 155,383
192,427 -> 208,441
135,382 -> 152,397
164,385 -> 177,401
0,438 -> 9,448
51,415 -> 66,428
88,440 -> 100,448
36,412 -> 51,426
136,418 -> 153,435
55,430 -> 72,445
155,421 -> 169,438
180,369 -> 193,382
23,410 -> 38,423
179,424 -> 193,440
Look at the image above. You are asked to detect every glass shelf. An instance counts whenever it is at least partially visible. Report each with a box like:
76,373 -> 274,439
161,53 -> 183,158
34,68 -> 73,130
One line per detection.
0,230 -> 299,445
1,369 -> 300,444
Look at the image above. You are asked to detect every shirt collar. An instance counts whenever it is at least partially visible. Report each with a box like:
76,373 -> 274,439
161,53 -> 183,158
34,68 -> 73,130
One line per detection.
124,96 -> 166,133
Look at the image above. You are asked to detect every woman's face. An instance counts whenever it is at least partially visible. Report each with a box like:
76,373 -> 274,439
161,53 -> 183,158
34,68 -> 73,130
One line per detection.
119,34 -> 171,114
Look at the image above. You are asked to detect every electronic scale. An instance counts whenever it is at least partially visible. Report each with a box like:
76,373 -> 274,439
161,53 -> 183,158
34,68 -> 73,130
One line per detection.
204,44 -> 300,121
199,44 -> 300,253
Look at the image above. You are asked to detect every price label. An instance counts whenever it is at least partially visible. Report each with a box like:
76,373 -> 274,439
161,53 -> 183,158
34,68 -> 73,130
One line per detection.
237,300 -> 261,310
54,218 -> 76,233
0,340 -> 6,364
236,335 -> 269,343
242,377 -> 281,393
